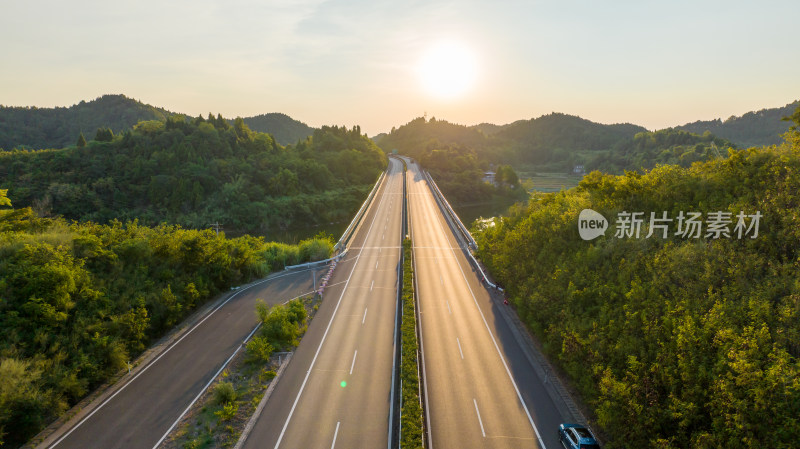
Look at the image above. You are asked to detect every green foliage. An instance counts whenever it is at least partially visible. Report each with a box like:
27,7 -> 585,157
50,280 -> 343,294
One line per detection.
474,134 -> 800,447
245,336 -> 273,365
0,94 -> 171,151
0,117 -> 386,236
238,113 -> 315,146
376,116 -> 495,161
587,128 -> 736,173
377,113 -> 763,177
76,132 -> 86,148
400,239 -> 423,448
420,143 -> 526,206
679,100 -> 798,148
214,402 -> 238,422
0,209 -> 330,447
255,299 -> 307,351
213,381 -> 237,406
94,127 -> 114,142
0,189 -> 10,208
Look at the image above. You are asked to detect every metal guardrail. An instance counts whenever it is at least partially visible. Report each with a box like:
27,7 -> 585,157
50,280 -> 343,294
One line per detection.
422,169 -> 502,291
283,166 -> 387,272
334,169 -> 387,253
422,170 -> 477,250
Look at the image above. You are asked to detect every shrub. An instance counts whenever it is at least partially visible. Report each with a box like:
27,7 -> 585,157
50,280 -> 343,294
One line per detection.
212,381 -> 236,405
245,336 -> 273,364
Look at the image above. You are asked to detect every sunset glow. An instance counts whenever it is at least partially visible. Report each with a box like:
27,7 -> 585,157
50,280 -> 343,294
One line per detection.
417,41 -> 477,99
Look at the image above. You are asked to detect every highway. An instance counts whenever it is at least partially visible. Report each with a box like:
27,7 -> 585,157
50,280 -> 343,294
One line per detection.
240,157 -> 404,449
41,265 -> 327,449
406,160 -> 568,449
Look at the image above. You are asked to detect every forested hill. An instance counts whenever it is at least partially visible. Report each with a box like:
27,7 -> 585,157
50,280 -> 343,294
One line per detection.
677,100 -> 798,148
473,108 -> 800,447
0,94 -> 172,151
375,114 -> 719,173
0,116 -> 387,235
239,113 -> 315,146
379,102 -> 798,174
495,112 -> 646,161
0,95 -> 317,150
376,116 -> 494,160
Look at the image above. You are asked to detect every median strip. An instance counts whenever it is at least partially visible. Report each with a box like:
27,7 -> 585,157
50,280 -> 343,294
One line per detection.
399,237 -> 424,448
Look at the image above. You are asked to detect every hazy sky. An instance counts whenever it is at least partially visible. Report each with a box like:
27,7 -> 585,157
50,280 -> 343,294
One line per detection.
1,0 -> 798,135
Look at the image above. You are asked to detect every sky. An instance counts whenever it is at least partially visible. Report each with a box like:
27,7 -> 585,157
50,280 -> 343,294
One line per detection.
1,0 -> 798,136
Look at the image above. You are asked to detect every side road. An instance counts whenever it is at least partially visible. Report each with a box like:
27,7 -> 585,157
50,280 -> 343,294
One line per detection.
31,265 -> 326,449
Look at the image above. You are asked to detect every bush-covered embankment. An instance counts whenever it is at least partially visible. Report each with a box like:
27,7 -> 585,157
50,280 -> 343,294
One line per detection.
474,111 -> 800,447
0,193 -> 332,447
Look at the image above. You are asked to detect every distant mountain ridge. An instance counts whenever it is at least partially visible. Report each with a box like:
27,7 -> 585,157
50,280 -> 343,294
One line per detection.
676,101 -> 798,148
0,94 -> 172,150
0,94 -> 316,150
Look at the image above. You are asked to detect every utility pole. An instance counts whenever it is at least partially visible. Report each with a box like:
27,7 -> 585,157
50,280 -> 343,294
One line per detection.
209,222 -> 223,235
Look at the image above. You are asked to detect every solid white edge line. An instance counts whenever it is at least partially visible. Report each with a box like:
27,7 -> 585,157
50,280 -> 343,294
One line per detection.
437,193 -> 548,449
152,323 -> 261,448
330,421 -> 341,449
349,350 -> 358,375
49,268 -> 315,448
271,161 -> 393,449
473,399 -> 486,438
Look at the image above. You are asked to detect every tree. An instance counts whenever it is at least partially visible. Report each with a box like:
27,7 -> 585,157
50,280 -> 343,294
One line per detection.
782,104 -> 800,146
77,132 -> 87,148
94,127 -> 114,142
0,189 -> 10,208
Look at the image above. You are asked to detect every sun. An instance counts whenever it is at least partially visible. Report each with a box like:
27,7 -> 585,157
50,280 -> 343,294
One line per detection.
417,40 -> 477,99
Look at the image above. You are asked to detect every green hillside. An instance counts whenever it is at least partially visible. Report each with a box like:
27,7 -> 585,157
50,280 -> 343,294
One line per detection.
376,117 -> 495,160
0,95 -> 172,151
473,107 -> 800,448
377,114 -> 728,175
239,113 -> 315,146
496,112 -> 647,165
677,100 -> 798,148
0,116 -> 386,236
587,128 -> 737,173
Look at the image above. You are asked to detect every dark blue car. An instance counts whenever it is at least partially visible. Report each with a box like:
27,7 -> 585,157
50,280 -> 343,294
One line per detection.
559,423 -> 600,449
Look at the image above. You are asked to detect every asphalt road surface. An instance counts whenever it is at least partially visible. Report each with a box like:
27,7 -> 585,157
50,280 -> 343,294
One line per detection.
240,157 -> 404,449
406,160 -> 568,449
41,264 -> 327,449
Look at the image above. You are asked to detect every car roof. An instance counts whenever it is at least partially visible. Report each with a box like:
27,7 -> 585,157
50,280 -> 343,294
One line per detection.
562,424 -> 598,444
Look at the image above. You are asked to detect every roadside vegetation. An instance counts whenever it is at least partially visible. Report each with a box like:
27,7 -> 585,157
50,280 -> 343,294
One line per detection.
0,193 -> 332,448
473,108 -> 800,447
400,238 -> 423,448
167,297 -> 318,449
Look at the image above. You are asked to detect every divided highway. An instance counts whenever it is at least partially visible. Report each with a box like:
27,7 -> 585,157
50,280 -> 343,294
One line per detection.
406,160 -> 569,449
40,155 -> 574,449
240,157 -> 404,448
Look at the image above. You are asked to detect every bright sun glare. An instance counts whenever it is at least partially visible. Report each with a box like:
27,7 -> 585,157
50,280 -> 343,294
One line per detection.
417,41 -> 477,99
